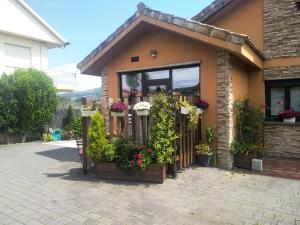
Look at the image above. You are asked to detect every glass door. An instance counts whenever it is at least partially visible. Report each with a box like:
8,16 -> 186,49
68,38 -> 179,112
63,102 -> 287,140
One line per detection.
143,70 -> 171,96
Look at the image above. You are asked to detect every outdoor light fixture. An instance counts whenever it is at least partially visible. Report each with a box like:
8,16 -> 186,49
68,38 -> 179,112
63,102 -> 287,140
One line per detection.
150,49 -> 158,58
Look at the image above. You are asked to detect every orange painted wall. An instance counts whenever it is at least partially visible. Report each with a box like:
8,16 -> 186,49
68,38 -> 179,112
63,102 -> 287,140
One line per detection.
248,69 -> 265,107
107,28 -> 217,140
231,56 -> 249,138
206,0 -> 264,51
232,57 -> 248,102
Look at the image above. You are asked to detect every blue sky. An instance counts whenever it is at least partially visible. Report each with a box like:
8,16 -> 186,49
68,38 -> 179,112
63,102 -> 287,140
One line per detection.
26,0 -> 213,69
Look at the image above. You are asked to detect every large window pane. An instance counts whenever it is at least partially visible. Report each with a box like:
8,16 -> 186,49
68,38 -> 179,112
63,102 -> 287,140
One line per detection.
291,87 -> 300,112
121,73 -> 142,98
144,70 -> 169,80
172,67 -> 200,96
270,87 -> 285,115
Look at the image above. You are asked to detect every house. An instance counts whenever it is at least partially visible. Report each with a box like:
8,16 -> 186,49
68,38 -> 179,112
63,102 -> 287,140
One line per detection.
78,0 -> 300,169
0,0 -> 67,78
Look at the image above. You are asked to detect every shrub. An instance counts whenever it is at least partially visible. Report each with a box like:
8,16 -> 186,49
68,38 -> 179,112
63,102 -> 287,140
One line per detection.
62,105 -> 75,130
87,112 -> 111,162
231,100 -> 264,155
72,117 -> 82,139
149,93 -> 178,164
13,69 -> 58,142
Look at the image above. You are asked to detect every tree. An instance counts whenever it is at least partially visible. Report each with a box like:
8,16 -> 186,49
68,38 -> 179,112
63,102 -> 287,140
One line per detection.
13,69 -> 58,142
87,112 -> 110,162
0,74 -> 18,143
62,105 -> 75,130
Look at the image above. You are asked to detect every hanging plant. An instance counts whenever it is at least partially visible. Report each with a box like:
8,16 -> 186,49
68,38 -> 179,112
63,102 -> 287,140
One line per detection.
178,99 -> 199,130
110,102 -> 127,117
133,101 -> 152,116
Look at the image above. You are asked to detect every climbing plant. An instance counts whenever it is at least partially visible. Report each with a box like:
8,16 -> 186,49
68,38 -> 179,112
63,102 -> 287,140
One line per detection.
149,93 -> 178,164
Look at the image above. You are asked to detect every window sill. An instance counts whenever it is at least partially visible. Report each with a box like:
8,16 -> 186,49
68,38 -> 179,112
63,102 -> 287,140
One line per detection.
264,121 -> 300,126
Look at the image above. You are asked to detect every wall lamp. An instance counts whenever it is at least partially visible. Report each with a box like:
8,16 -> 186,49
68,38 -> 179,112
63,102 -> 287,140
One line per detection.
150,49 -> 158,58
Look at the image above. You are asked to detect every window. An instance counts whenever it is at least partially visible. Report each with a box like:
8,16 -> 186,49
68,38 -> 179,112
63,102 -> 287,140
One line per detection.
173,67 -> 200,96
119,64 -> 200,99
4,43 -> 31,69
265,79 -> 300,121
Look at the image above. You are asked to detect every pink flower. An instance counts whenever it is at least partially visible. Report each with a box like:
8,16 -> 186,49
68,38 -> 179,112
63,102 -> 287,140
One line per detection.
137,160 -> 143,167
137,153 -> 143,159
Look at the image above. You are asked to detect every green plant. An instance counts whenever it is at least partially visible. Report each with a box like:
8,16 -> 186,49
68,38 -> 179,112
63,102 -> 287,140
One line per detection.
72,117 -> 82,138
149,93 -> 178,164
87,112 -> 111,162
178,99 -> 199,130
0,74 -> 18,143
231,100 -> 264,155
206,126 -> 215,145
113,137 -> 152,170
13,69 -> 58,142
62,105 -> 75,130
42,133 -> 53,142
195,144 -> 212,156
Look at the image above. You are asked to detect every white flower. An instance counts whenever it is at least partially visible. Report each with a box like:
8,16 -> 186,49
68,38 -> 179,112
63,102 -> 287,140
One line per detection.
133,101 -> 152,111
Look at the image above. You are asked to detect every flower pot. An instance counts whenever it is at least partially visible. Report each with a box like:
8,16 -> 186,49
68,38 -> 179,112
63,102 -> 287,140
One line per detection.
180,106 -> 190,115
283,117 -> 296,123
111,111 -> 125,117
196,108 -> 203,115
81,110 -> 97,117
196,154 -> 212,167
234,152 -> 256,169
136,109 -> 150,116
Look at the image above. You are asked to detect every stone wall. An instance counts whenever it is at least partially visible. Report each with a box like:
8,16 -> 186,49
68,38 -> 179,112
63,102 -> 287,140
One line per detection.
264,0 -> 300,59
216,50 -> 233,169
100,67 -> 110,132
264,65 -> 300,80
264,122 -> 300,159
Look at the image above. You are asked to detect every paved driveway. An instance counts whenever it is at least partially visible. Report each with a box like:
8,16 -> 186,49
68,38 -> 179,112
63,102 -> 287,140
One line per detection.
0,142 -> 299,225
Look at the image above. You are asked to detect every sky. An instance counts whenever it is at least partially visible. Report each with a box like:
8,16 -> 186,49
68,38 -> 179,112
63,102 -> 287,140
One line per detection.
26,0 -> 213,69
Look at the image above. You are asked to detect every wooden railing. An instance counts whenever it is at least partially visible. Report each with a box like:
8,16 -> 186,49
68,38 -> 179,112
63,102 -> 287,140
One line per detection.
83,95 -> 201,172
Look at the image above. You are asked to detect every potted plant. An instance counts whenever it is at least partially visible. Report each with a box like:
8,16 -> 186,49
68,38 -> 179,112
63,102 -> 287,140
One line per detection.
81,101 -> 97,117
179,100 -> 192,115
110,102 -> 127,117
278,108 -> 300,123
133,101 -> 152,116
196,100 -> 209,114
231,100 -> 264,169
195,143 -> 213,167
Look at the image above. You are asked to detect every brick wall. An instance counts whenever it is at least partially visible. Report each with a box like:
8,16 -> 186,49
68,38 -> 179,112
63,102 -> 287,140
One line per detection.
264,0 -> 300,60
264,122 -> 300,159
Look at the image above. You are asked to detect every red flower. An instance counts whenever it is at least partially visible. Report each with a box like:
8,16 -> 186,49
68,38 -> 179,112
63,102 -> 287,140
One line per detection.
137,160 -> 143,167
147,148 -> 153,155
137,153 -> 143,159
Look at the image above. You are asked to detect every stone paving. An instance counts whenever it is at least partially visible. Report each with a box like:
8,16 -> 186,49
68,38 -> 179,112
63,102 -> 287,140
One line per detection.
0,142 -> 299,225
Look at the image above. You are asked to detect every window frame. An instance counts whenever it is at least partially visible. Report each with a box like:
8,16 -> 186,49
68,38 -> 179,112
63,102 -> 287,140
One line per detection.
118,63 -> 200,99
265,79 -> 300,121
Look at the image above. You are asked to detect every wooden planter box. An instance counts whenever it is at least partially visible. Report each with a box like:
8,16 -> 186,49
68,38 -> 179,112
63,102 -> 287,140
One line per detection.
96,163 -> 166,183
234,153 -> 256,169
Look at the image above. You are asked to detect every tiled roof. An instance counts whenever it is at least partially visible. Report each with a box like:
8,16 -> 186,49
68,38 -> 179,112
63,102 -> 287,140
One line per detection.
78,2 -> 262,70
191,0 -> 234,22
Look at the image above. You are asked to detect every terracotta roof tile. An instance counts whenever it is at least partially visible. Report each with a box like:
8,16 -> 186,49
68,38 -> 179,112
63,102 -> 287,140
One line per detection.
191,0 -> 234,22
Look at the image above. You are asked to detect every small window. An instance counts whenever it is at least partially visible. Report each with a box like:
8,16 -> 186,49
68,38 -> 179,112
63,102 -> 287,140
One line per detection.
131,56 -> 139,62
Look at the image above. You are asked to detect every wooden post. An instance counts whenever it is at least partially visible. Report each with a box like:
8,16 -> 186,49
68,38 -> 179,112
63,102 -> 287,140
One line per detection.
81,97 -> 89,175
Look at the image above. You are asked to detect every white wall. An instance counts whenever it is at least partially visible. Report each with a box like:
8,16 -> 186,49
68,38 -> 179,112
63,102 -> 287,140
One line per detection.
0,0 -> 64,48
0,32 -> 48,75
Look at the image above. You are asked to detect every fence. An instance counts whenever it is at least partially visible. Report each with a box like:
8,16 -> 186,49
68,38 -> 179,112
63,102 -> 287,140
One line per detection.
83,95 -> 201,172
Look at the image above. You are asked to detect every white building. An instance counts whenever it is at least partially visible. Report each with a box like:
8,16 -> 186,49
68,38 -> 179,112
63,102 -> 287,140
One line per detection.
0,0 -> 68,86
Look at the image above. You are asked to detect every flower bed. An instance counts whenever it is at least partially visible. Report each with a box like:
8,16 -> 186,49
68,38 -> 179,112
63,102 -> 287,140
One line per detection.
96,163 -> 166,183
